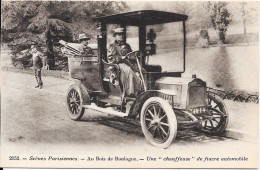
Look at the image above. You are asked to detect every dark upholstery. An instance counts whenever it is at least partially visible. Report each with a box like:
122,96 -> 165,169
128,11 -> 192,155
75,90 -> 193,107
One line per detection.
144,64 -> 162,72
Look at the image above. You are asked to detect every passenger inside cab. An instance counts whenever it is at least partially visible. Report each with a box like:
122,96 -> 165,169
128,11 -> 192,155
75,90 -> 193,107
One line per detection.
78,33 -> 94,56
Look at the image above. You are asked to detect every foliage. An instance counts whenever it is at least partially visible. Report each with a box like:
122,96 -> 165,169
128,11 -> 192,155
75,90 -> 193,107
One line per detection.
197,30 -> 209,48
208,2 -> 232,43
1,1 -> 129,70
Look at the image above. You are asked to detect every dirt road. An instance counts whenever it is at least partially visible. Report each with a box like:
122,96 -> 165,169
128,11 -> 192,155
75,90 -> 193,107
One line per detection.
1,71 -> 258,168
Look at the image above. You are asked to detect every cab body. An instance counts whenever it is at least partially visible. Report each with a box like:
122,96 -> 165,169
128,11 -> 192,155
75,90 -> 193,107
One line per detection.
62,10 -> 229,148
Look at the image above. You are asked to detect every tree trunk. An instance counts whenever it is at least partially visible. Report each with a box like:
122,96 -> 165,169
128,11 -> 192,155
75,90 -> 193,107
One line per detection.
243,18 -> 247,34
218,32 -> 225,44
45,29 -> 55,69
218,31 -> 225,44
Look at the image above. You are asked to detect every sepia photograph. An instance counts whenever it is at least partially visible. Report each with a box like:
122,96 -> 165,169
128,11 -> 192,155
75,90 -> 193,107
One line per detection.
1,0 -> 259,168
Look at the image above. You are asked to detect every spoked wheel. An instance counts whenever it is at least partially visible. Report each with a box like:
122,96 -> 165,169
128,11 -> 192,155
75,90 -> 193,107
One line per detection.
198,92 -> 229,135
66,84 -> 85,121
140,97 -> 177,148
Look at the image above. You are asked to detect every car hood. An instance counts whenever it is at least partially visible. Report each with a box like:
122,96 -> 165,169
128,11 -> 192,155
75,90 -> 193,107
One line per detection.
155,77 -> 194,85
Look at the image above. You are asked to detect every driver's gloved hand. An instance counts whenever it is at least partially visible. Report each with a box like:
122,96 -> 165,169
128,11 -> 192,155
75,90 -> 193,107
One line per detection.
108,56 -> 116,63
128,54 -> 136,60
116,56 -> 123,63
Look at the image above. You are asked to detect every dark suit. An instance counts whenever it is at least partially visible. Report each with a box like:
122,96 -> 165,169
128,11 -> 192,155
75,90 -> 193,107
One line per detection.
107,41 -> 142,96
31,51 -> 44,86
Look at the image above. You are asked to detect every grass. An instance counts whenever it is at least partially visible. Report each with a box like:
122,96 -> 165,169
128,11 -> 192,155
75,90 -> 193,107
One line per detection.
1,66 -> 69,79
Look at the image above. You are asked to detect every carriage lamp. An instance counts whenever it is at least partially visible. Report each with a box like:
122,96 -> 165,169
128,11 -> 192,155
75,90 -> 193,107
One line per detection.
96,22 -> 103,37
147,29 -> 156,43
145,43 -> 156,55
97,22 -> 102,30
145,29 -> 156,55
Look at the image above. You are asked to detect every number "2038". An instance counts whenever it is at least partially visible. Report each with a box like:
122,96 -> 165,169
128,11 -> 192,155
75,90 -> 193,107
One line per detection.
9,156 -> 19,160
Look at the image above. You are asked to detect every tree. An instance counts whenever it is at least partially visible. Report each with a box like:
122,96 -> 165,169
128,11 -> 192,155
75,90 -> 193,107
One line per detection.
1,1 -> 129,70
239,2 -> 258,34
208,2 -> 232,44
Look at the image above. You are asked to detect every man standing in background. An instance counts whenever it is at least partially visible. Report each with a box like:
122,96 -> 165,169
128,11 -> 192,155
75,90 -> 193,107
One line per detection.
30,42 -> 45,89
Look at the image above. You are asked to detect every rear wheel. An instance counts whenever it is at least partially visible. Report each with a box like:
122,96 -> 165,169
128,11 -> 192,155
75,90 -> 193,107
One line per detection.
66,84 -> 85,121
140,97 -> 177,148
198,92 -> 229,135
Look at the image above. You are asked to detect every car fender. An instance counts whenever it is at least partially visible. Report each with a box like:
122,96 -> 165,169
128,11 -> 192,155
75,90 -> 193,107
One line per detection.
71,79 -> 91,105
128,90 -> 161,119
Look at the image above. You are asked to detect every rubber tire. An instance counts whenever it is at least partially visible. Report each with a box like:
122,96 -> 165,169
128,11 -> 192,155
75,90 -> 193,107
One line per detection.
66,84 -> 85,121
198,92 -> 229,135
140,97 -> 177,148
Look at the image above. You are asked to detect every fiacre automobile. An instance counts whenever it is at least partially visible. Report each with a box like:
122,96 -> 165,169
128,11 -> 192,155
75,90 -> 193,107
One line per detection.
60,10 -> 229,148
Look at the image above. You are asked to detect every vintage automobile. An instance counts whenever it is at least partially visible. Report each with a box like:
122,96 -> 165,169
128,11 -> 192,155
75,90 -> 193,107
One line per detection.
62,10 -> 229,148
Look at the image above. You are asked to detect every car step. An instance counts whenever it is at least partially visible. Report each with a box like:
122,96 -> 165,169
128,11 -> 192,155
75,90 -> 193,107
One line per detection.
82,103 -> 129,117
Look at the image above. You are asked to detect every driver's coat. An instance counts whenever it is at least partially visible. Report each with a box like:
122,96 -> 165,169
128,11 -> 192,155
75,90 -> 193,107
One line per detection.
108,41 -> 142,96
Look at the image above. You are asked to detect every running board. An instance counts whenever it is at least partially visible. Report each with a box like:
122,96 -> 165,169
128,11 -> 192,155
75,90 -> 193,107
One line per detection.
83,103 -> 129,117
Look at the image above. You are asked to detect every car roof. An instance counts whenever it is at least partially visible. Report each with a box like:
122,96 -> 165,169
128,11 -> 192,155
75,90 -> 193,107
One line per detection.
93,10 -> 188,26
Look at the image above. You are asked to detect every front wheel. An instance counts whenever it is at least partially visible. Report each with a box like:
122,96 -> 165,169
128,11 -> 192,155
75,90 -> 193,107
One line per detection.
66,84 -> 85,121
198,92 -> 229,135
140,97 -> 177,148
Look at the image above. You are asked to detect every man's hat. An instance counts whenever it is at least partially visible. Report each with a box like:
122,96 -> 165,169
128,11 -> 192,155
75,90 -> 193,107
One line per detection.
113,27 -> 125,37
78,33 -> 90,41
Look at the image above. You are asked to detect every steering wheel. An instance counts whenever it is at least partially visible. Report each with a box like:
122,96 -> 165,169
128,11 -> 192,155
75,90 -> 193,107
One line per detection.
122,50 -> 140,60
108,50 -> 140,63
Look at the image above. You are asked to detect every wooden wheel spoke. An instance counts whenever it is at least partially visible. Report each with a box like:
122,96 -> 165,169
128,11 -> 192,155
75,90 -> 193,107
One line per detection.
74,105 -> 78,114
72,106 -> 75,114
160,122 -> 169,127
71,91 -> 75,98
157,107 -> 162,117
74,102 -> 80,107
152,127 -> 157,138
209,108 -> 224,115
210,120 -> 214,128
212,118 -> 219,123
212,115 -> 221,119
158,128 -> 164,140
159,113 -> 167,120
211,112 -> 222,116
204,120 -> 208,127
213,104 -> 219,109
67,86 -> 85,121
76,94 -> 79,100
141,98 -> 179,146
68,92 -> 72,98
200,93 -> 228,134
147,124 -> 156,130
145,118 -> 153,122
159,126 -> 167,136
153,105 -> 157,116
147,109 -> 155,118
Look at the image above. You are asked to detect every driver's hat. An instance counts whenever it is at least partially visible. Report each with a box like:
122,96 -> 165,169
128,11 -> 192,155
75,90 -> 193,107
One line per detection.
113,27 -> 125,37
78,33 -> 90,41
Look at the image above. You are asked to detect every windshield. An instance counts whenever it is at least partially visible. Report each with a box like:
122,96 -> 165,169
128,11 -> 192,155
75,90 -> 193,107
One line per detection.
146,22 -> 184,72
126,22 -> 184,73
108,22 -> 185,73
